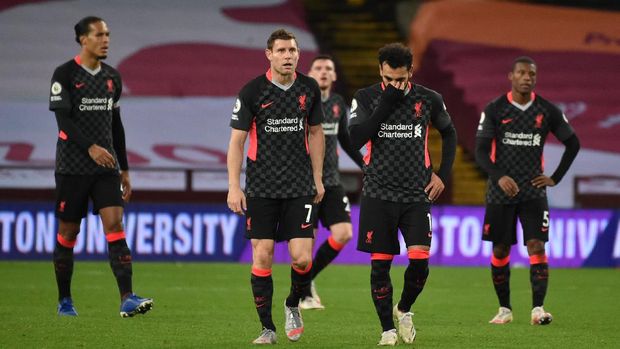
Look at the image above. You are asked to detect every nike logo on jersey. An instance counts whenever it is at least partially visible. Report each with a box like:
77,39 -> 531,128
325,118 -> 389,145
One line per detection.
75,82 -> 85,89
301,223 -> 312,229
261,101 -> 274,109
501,118 -> 513,124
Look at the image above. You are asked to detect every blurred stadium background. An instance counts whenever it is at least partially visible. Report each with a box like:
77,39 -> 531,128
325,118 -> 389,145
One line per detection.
0,0 -> 619,347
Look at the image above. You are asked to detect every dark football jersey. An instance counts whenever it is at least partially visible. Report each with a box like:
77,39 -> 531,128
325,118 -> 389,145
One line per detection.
321,93 -> 348,187
49,56 -> 122,175
230,69 -> 324,199
349,82 -> 453,203
476,92 -> 575,204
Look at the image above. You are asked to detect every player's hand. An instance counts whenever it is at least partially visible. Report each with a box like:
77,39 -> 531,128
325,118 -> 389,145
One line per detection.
424,172 -> 445,202
88,144 -> 116,168
227,186 -> 246,215
313,178 -> 325,204
498,175 -> 519,198
382,81 -> 406,102
120,171 -> 132,202
531,175 -> 555,188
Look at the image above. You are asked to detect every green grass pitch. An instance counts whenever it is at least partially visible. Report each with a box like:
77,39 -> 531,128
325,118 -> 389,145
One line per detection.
0,261 -> 618,348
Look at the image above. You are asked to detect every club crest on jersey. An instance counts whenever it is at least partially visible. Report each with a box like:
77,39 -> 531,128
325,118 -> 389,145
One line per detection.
535,113 -> 544,128
366,231 -> 374,244
332,104 -> 340,118
298,94 -> 307,111
414,101 -> 423,118
106,79 -> 114,92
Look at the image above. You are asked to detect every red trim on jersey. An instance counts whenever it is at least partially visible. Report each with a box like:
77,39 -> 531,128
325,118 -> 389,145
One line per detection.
490,138 -> 497,163
251,267 -> 272,277
407,248 -> 429,260
74,55 -> 81,65
491,255 -> 510,267
363,141 -> 372,165
265,68 -> 296,82
58,130 -> 68,140
370,253 -> 394,261
327,236 -> 345,251
105,231 -> 126,242
529,254 -> 548,265
424,125 -> 430,168
57,234 -> 76,248
541,154 -> 545,172
507,91 -> 536,103
248,119 -> 257,161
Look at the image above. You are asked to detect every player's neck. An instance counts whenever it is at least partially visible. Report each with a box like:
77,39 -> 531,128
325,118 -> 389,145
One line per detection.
78,52 -> 101,70
271,70 -> 294,86
320,88 -> 331,101
511,90 -> 531,105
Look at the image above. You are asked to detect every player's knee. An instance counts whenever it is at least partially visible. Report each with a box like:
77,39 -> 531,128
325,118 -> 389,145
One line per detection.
291,256 -> 311,271
331,223 -> 353,243
58,221 -> 80,240
103,220 -> 123,233
492,244 -> 510,259
526,240 -> 545,256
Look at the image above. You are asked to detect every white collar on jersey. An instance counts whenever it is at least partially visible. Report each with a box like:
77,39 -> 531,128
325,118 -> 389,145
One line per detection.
80,64 -> 101,76
510,99 -> 534,111
271,79 -> 294,91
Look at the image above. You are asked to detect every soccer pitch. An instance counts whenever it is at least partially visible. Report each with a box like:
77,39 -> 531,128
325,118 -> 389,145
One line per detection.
0,262 -> 618,348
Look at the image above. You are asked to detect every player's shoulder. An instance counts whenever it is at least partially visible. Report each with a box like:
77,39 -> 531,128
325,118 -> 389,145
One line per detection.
330,92 -> 346,104
238,74 -> 269,99
485,94 -> 509,111
52,59 -> 78,78
413,83 -> 440,98
101,62 -> 120,76
354,83 -> 381,100
535,94 -> 562,114
296,72 -> 320,89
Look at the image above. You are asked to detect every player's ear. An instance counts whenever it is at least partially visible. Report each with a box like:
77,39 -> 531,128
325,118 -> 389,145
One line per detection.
508,71 -> 513,82
265,48 -> 272,61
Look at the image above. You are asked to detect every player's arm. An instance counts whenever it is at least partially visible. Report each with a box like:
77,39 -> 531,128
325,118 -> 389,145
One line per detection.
112,107 -> 131,201
531,110 -> 580,188
348,83 -> 404,150
308,124 -> 325,203
425,94 -> 457,201
475,104 -> 518,197
307,82 -> 326,203
227,129 -> 248,215
227,87 -> 255,215
336,105 -> 364,169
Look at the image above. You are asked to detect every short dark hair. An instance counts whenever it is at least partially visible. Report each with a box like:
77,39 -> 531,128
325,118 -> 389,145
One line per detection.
310,54 -> 334,66
511,56 -> 536,71
74,16 -> 103,44
267,28 -> 297,50
378,43 -> 413,70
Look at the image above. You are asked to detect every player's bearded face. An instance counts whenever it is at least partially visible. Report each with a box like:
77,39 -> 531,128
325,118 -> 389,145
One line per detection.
509,62 -> 537,94
379,63 -> 411,87
267,39 -> 299,77
83,21 -> 110,60
309,59 -> 336,90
